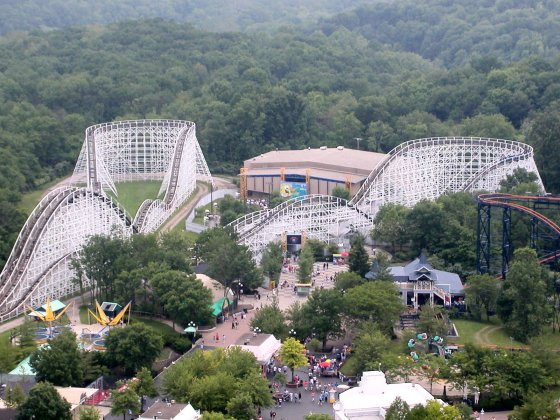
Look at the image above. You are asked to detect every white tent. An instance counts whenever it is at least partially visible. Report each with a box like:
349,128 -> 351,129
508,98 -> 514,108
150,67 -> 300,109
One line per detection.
334,371 -> 435,420
229,333 -> 281,364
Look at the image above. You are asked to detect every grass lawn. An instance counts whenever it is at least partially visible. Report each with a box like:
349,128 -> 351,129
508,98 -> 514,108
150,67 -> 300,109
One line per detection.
156,348 -> 173,363
79,305 -> 96,325
0,329 -> 13,345
179,230 -> 199,242
193,198 -> 222,224
19,176 -> 68,213
452,318 -> 526,348
109,180 -> 163,217
132,317 -> 178,335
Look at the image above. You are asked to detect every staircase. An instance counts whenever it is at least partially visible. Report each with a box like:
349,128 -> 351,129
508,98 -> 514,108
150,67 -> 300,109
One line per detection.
433,286 -> 451,306
399,313 -> 419,330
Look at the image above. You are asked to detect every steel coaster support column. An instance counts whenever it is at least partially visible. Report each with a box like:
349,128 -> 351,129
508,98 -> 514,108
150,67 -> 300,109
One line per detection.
477,202 -> 492,274
530,217 -> 539,251
502,206 -> 512,279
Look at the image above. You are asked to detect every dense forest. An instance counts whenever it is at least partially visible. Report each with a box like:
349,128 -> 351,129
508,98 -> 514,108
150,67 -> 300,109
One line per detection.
1,1 -> 560,270
0,0 -> 367,35
322,0 -> 560,66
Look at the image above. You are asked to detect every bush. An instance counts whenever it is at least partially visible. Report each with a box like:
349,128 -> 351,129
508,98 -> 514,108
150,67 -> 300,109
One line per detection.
307,338 -> 321,352
339,356 -> 360,377
161,332 -> 191,354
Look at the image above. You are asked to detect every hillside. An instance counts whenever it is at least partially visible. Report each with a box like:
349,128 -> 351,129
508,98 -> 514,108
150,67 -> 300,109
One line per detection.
0,0 -> 369,35
321,0 -> 560,66
1,2 -> 560,270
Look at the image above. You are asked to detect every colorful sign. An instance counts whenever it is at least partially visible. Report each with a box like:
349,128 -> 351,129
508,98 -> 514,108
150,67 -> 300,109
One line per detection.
280,182 -> 308,199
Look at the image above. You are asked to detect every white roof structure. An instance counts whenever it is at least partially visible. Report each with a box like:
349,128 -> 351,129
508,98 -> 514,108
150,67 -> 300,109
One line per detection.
333,371 -> 434,420
139,401 -> 201,420
54,386 -> 98,412
244,147 -> 387,184
196,274 -> 230,301
229,333 -> 281,364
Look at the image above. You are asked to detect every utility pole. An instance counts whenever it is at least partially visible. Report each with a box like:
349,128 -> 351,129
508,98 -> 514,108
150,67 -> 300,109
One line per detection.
354,137 -> 362,150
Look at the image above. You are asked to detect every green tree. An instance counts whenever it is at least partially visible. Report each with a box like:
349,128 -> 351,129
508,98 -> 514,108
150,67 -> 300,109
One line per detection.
151,270 -> 213,328
79,406 -> 101,420
4,383 -> 26,408
371,203 -> 410,253
298,289 -> 344,349
497,248 -> 551,342
105,323 -> 163,374
250,301 -> 287,338
17,382 -> 72,420
260,241 -> 284,283
278,337 -> 308,383
352,327 -> 391,373
0,338 -> 17,373
297,245 -> 315,284
226,392 -> 256,420
198,228 -> 262,294
305,239 -> 327,261
385,397 -> 410,420
75,235 -> 126,303
417,355 -> 447,394
163,347 -> 273,412
526,102 -> 560,193
17,320 -> 38,355
111,381 -> 141,420
368,253 -> 394,282
405,200 -> 446,254
200,412 -> 233,420
417,305 -> 448,338
331,186 -> 351,200
464,274 -> 500,321
348,233 -> 370,277
133,366 -> 158,398
509,392 -> 558,420
30,330 -> 83,386
459,113 -> 517,140
342,281 -> 403,334
530,334 -> 560,385
334,271 -> 365,291
499,168 -> 541,194
273,371 -> 287,386
448,344 -> 549,404
406,400 -> 461,419
132,366 -> 158,411
268,191 -> 286,208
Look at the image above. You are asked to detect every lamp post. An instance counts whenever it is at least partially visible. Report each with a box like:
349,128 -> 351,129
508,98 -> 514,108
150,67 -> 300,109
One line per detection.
237,281 -> 243,303
354,137 -> 362,151
188,321 -> 197,343
253,327 -> 261,336
289,328 -> 296,338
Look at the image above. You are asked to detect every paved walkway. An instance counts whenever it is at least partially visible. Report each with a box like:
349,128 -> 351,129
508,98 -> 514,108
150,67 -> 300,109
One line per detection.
269,262 -> 348,311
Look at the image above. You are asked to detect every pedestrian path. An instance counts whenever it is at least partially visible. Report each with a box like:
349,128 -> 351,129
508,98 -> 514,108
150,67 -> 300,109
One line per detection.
199,262 -> 348,345
271,262 -> 348,310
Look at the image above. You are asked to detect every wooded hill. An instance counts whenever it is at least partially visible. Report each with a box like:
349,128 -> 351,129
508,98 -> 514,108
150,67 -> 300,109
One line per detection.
1,1 -> 560,270
0,0 -> 368,35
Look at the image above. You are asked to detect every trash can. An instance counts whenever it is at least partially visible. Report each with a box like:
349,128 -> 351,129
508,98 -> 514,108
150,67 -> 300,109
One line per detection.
329,389 -> 336,404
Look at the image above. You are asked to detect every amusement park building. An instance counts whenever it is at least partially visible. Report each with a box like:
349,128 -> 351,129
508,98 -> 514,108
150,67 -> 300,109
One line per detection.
241,147 -> 386,198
